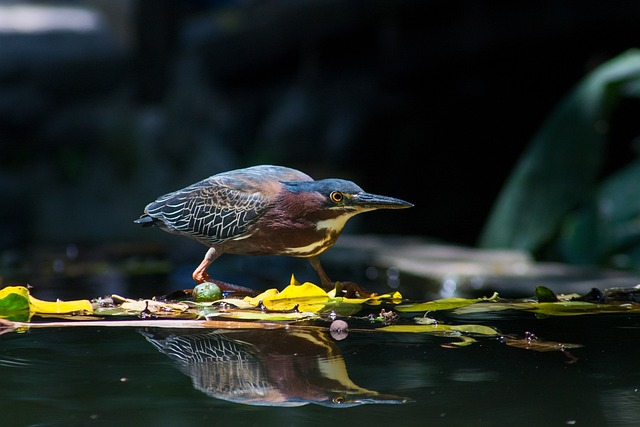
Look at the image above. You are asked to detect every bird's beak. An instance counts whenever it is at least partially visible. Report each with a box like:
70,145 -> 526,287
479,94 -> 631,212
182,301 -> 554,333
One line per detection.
352,192 -> 413,210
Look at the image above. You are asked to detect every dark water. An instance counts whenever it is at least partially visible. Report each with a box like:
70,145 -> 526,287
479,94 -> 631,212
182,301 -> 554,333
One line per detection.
2,309 -> 640,427
2,246 -> 640,426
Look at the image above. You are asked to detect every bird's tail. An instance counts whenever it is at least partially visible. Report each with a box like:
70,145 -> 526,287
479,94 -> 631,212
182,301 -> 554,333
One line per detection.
134,215 -> 158,227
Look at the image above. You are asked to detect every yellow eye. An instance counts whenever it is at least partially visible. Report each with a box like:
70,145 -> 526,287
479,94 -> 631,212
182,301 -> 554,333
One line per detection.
333,396 -> 345,404
330,191 -> 343,203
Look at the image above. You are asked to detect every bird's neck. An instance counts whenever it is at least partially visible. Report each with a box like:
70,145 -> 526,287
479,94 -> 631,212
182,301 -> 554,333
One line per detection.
313,212 -> 356,235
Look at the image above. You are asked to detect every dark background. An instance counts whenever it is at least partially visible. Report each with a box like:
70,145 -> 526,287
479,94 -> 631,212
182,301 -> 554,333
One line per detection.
1,0 -> 640,266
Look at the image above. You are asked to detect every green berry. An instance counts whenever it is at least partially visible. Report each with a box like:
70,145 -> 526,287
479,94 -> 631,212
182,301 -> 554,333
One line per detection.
193,282 -> 222,302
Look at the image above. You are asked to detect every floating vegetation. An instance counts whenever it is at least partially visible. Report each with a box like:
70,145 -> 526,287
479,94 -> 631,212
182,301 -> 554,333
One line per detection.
1,279 -> 640,353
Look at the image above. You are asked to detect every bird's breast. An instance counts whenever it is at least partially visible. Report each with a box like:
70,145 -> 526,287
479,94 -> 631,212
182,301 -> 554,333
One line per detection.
280,213 -> 354,257
224,212 -> 354,258
280,231 -> 336,257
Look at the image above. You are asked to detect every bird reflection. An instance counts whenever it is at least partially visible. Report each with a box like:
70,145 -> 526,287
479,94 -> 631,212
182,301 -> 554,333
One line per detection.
141,328 -> 410,407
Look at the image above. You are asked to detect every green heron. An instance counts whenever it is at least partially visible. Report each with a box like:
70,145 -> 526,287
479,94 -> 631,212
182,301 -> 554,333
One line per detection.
135,165 -> 412,293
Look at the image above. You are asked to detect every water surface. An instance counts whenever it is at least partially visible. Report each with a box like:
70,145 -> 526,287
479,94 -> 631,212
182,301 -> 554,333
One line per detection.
2,309 -> 639,427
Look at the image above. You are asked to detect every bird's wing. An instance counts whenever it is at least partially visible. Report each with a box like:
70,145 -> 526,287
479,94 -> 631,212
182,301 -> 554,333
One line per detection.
144,178 -> 271,245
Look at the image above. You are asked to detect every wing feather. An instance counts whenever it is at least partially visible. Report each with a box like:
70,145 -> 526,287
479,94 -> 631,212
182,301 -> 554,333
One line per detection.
138,165 -> 313,246
145,180 -> 270,245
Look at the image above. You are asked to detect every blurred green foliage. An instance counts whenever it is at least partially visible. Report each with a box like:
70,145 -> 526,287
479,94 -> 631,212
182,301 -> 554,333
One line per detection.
480,49 -> 640,270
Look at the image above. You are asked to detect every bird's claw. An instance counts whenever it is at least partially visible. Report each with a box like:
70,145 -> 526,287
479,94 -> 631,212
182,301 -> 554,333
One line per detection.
333,281 -> 376,298
192,270 -> 212,284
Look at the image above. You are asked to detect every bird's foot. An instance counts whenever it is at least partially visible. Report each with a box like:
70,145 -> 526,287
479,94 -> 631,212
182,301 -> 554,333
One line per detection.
193,272 -> 257,297
210,279 -> 258,297
331,281 -> 377,299
192,269 -> 212,284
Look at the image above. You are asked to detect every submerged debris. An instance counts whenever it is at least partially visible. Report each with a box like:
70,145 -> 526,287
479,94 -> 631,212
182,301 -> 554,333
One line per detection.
502,331 -> 583,364
330,319 -> 349,340
104,295 -> 192,318
379,309 -> 399,325
602,285 -> 640,303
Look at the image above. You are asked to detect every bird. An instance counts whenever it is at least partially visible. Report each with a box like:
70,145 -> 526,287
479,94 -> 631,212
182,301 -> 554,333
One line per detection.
134,165 -> 412,295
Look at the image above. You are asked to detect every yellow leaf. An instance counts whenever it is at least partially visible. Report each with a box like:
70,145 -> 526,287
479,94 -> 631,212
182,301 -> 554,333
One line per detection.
214,298 -> 255,309
441,336 -> 478,348
336,291 -> 403,307
1,285 -> 93,315
0,286 -> 29,300
339,296 -> 370,304
362,291 -> 404,306
28,295 -> 93,315
262,275 -> 329,312
243,288 -> 279,306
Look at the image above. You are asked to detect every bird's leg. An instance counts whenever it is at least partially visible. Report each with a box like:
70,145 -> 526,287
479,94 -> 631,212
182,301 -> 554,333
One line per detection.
308,256 -> 375,298
192,248 -> 257,296
308,256 -> 333,289
192,247 -> 218,283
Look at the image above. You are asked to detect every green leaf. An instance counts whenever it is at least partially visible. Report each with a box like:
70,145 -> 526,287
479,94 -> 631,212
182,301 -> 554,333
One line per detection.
396,297 -> 482,313
535,286 -> 558,302
559,160 -> 640,267
453,302 -> 535,315
532,301 -> 637,316
480,49 -> 640,252
453,299 -> 640,316
0,286 -> 30,313
378,323 -> 500,336
318,300 -> 364,316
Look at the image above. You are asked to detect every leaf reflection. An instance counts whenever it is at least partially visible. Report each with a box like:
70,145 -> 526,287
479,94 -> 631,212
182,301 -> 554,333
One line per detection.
141,328 -> 411,408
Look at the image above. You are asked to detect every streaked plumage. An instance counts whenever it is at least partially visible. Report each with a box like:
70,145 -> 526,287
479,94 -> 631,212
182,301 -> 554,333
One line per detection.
135,165 -> 412,292
137,166 -> 305,248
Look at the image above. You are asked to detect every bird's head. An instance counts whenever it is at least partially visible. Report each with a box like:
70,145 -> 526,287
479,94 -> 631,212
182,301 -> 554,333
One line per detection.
281,178 -> 413,218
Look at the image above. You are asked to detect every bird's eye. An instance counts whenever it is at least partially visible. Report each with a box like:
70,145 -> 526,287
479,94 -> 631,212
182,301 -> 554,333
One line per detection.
330,191 -> 344,203
333,396 -> 345,404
